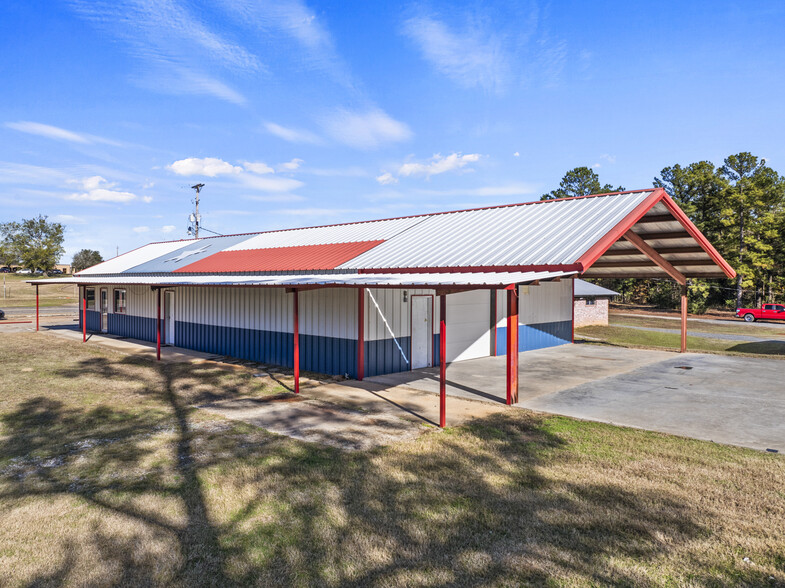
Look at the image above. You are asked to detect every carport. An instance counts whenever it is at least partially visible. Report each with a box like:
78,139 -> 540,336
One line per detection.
31,188 -> 736,428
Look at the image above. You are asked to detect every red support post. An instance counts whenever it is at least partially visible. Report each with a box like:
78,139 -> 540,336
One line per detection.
680,283 -> 687,353
506,288 -> 519,405
35,285 -> 39,331
156,288 -> 161,361
357,287 -> 365,380
293,289 -> 300,393
439,294 -> 447,428
82,289 -> 87,342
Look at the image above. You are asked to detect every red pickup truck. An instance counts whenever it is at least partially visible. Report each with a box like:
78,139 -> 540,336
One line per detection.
736,304 -> 785,322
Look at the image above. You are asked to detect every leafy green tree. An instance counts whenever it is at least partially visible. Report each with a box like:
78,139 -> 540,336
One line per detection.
718,153 -> 784,308
541,167 -> 624,200
0,240 -> 19,268
72,249 -> 104,273
0,215 -> 65,272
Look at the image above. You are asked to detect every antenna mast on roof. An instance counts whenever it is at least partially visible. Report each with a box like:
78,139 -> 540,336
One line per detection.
188,183 -> 204,238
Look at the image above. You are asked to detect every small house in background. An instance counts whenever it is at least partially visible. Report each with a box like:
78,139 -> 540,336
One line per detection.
573,279 -> 618,327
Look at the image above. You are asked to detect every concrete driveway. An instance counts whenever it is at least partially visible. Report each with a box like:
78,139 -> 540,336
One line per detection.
367,344 -> 785,452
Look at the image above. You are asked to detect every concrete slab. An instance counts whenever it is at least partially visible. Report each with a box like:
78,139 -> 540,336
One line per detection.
366,343 -> 674,404
522,352 -> 785,452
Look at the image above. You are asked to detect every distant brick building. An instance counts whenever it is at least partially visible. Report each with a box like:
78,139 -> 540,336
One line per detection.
573,279 -> 618,327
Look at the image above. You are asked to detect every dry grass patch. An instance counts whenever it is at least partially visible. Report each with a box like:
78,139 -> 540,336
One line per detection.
0,332 -> 783,586
0,274 -> 78,308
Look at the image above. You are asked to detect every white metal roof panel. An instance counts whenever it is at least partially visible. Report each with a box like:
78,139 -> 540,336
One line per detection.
339,191 -> 653,269
77,239 -> 199,275
35,270 -> 575,288
573,279 -> 619,297
224,216 -> 427,251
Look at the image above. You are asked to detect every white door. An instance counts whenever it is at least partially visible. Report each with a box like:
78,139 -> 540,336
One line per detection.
446,290 -> 491,362
164,291 -> 175,345
411,296 -> 432,369
100,288 -> 108,333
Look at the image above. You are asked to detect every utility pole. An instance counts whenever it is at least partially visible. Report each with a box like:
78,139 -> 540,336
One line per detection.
190,183 -> 204,238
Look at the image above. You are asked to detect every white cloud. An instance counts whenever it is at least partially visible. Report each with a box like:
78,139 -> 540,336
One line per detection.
66,176 -> 140,203
278,158 -> 304,172
243,161 -> 274,175
514,151 -> 520,157
375,172 -> 398,185
5,121 -> 121,146
600,153 -> 616,164
321,108 -> 412,149
133,226 -> 150,233
142,195 -> 153,203
402,16 -> 509,92
70,0 -> 259,104
162,225 -> 177,233
240,174 -> 304,192
414,183 -> 536,197
264,122 -> 322,144
168,157 -> 243,177
52,214 -> 87,224
398,153 -> 481,178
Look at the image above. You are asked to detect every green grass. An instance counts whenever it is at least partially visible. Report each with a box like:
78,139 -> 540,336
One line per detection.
578,324 -> 785,358
610,313 -> 785,337
1,274 -> 77,308
0,332 -> 783,586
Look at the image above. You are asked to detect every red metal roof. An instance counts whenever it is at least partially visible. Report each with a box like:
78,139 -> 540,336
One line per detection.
174,240 -> 385,273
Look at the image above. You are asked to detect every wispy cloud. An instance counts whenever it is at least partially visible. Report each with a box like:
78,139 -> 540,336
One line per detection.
218,0 -> 352,86
6,121 -> 121,146
264,121 -> 322,144
69,0 -> 260,104
402,15 -> 509,92
413,183 -> 536,198
321,108 -> 412,149
277,158 -> 303,172
377,153 -> 482,184
162,225 -> 177,233
133,226 -> 150,233
67,176 -> 141,203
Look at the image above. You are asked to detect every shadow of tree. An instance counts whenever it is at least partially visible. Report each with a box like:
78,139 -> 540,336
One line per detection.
1,348 -> 781,586
728,340 -> 785,356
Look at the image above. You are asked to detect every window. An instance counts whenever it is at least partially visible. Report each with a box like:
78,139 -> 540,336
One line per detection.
764,304 -> 774,310
114,289 -> 127,314
585,299 -> 596,306
85,288 -> 96,310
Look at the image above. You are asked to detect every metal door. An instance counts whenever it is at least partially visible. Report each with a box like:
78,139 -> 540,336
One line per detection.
411,296 -> 432,369
164,291 -> 175,345
100,288 -> 108,333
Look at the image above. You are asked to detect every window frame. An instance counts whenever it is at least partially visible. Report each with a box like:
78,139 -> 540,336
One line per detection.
113,288 -> 127,314
85,287 -> 96,311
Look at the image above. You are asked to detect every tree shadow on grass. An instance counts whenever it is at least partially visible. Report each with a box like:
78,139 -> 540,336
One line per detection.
1,350 -> 779,586
727,340 -> 785,356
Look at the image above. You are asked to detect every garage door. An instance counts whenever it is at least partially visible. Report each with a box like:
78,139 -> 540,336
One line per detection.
446,290 -> 491,362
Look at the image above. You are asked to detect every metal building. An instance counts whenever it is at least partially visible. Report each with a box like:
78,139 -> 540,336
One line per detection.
34,189 -> 736,426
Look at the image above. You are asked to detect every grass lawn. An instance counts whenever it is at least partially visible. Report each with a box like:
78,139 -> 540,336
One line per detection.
577,325 -> 785,358
1,274 -> 78,308
1,332 -> 783,586
609,313 -> 785,338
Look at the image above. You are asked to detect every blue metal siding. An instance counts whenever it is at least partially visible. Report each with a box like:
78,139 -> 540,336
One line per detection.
175,320 -> 358,377
107,313 -> 156,342
496,320 -> 572,354
85,310 -> 101,332
364,336 -> 411,377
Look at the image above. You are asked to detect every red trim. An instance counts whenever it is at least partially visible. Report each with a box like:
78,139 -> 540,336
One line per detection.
35,285 -> 39,331
490,290 -> 497,356
293,290 -> 299,394
506,288 -> 519,405
680,284 -> 688,353
659,194 -> 736,278
410,294 -> 435,369
439,294 -> 446,428
358,264 -> 582,275
577,188 -> 666,271
357,288 -> 364,381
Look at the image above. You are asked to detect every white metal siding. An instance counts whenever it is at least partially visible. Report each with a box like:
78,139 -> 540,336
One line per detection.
495,279 -> 573,328
446,290 -> 492,362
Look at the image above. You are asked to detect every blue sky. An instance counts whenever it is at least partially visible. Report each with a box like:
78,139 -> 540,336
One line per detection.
2,0 -> 784,262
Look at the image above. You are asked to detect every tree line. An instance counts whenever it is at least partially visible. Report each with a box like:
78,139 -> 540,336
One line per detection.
0,215 -> 103,273
543,153 -> 785,311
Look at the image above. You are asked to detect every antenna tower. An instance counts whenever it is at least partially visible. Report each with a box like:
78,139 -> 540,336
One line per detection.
188,183 -> 204,238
